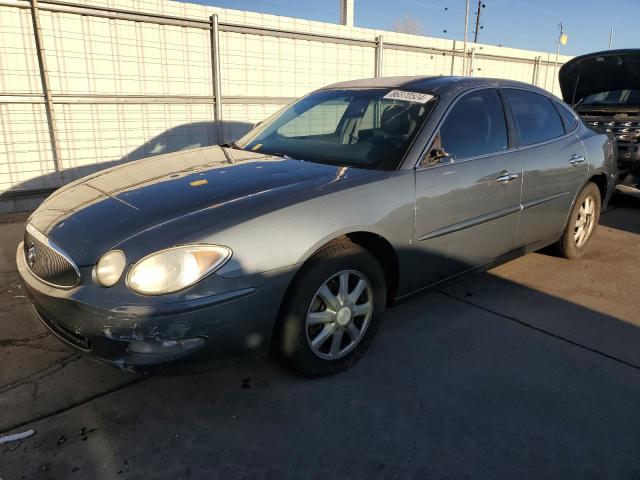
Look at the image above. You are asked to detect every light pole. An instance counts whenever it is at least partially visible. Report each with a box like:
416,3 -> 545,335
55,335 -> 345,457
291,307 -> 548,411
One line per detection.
608,27 -> 613,50
551,23 -> 566,94
463,0 -> 469,75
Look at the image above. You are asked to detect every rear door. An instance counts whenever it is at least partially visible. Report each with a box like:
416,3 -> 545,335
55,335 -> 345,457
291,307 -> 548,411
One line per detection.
410,88 -> 522,290
501,88 -> 587,248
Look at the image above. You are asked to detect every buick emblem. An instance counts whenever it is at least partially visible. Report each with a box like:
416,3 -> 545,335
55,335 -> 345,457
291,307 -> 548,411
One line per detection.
27,243 -> 37,267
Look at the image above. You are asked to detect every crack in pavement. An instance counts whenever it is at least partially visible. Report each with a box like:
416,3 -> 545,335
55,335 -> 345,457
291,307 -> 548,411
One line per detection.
0,355 -> 253,434
438,290 -> 640,372
2,378 -> 146,434
0,332 -> 69,354
0,332 -> 49,347
0,353 -> 83,395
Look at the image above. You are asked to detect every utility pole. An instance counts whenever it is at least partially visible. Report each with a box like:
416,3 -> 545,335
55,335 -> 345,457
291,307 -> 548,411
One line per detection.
463,0 -> 469,75
551,23 -> 565,94
473,1 -> 484,43
339,0 -> 354,27
608,27 -> 613,50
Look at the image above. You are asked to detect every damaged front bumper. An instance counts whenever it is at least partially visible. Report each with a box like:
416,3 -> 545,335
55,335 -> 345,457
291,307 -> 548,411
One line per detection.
16,242 -> 295,370
616,140 -> 640,190
618,166 -> 640,191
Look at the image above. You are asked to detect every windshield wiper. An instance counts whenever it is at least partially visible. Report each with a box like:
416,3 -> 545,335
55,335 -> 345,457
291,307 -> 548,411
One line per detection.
270,152 -> 292,159
221,141 -> 243,150
220,142 -> 242,164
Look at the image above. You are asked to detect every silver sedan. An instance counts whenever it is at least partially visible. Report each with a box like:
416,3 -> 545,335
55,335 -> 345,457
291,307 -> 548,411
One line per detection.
17,76 -> 617,376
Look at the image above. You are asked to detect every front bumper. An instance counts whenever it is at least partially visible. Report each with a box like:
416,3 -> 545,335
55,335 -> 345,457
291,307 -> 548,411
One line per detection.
17,243 -> 296,370
617,141 -> 640,165
617,142 -> 640,189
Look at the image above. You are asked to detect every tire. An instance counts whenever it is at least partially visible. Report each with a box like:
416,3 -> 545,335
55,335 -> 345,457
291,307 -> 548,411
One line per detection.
276,240 -> 386,377
555,182 -> 601,259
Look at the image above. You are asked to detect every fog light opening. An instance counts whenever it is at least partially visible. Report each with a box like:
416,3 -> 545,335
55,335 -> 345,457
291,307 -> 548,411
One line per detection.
127,337 -> 205,355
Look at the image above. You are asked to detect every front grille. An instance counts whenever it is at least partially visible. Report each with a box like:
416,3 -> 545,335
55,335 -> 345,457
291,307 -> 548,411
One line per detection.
24,225 -> 80,288
579,111 -> 640,144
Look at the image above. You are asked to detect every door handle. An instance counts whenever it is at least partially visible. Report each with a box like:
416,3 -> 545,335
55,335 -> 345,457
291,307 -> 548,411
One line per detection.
496,172 -> 518,183
569,154 -> 585,165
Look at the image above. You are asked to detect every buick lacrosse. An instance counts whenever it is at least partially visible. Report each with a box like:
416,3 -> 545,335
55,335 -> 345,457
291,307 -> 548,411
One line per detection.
17,76 -> 617,376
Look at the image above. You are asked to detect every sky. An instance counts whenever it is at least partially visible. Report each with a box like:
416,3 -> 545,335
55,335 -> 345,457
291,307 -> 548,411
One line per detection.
183,0 -> 639,56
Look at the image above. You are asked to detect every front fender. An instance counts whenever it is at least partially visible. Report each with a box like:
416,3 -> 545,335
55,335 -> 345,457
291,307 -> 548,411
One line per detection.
211,170 -> 416,279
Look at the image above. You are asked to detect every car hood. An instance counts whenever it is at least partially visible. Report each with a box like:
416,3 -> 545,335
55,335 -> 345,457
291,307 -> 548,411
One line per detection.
29,146 -> 374,266
559,49 -> 640,106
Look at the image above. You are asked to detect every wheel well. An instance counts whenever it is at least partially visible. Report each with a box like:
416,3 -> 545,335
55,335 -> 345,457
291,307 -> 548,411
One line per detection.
281,232 -> 400,313
344,232 -> 399,307
272,232 -> 400,348
588,173 -> 608,205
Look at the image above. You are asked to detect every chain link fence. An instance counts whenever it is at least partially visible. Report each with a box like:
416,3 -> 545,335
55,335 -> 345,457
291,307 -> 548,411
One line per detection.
0,0 -> 572,212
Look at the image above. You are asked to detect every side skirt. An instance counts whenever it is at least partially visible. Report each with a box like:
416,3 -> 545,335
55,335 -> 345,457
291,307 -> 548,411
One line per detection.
392,233 -> 562,306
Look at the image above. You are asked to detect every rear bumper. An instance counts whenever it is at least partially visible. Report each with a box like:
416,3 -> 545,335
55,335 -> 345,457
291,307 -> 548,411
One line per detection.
17,243 -> 296,370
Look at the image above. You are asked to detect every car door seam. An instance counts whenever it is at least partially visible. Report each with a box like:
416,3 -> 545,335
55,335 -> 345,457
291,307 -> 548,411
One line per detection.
417,204 -> 522,241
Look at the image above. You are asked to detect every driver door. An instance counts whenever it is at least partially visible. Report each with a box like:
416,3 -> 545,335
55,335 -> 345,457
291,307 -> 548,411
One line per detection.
410,88 -> 523,290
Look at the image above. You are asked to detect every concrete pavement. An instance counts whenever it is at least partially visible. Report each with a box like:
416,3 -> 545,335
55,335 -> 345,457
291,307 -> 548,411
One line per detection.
1,195 -> 639,479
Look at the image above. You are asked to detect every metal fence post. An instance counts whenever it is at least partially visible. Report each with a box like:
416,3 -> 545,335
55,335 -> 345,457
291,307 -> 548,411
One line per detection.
29,0 -> 62,177
210,14 -> 223,144
468,48 -> 475,76
450,40 -> 457,75
375,35 -> 383,77
532,56 -> 541,86
543,52 -> 551,90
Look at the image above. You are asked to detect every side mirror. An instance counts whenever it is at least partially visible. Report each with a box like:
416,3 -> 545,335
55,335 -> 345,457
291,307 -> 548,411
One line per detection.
426,147 -> 450,164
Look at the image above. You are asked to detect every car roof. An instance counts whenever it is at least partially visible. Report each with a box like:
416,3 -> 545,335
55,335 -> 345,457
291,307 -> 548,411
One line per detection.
318,75 -> 552,97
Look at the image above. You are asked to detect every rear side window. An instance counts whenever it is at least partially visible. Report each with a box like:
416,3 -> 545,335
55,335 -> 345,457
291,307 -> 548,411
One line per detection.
503,89 -> 565,146
438,89 -> 508,160
554,101 -> 578,132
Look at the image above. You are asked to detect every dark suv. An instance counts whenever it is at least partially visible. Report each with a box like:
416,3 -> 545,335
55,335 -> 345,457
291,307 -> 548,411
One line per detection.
560,49 -> 640,190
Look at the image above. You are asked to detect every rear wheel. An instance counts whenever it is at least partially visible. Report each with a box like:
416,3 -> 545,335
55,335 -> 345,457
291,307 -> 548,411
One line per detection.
555,182 -> 601,259
276,241 -> 386,377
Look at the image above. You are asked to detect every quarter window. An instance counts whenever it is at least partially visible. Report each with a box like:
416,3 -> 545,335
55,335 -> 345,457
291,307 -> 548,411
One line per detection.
503,89 -> 565,146
437,89 -> 508,161
554,101 -> 578,132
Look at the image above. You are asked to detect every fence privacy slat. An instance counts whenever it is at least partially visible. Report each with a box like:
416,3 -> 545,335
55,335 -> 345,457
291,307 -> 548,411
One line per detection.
0,0 -> 572,210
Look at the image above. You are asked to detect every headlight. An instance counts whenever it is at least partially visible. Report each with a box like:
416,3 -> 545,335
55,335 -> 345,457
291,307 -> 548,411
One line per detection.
127,245 -> 231,295
95,250 -> 126,287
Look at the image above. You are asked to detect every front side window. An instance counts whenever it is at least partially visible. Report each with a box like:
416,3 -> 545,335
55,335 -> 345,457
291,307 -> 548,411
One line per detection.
435,89 -> 508,162
236,89 -> 436,170
503,89 -> 565,146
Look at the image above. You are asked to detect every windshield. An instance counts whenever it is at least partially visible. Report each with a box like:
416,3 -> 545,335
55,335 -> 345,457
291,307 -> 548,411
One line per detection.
580,89 -> 640,106
235,88 -> 436,170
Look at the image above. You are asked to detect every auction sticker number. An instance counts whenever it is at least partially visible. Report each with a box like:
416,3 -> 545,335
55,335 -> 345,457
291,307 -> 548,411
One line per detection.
383,90 -> 434,104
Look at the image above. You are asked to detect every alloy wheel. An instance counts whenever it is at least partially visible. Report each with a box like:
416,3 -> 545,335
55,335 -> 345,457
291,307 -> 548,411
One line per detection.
574,195 -> 596,248
305,270 -> 373,360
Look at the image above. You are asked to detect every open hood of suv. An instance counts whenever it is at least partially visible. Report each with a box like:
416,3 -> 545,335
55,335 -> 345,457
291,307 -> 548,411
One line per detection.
559,49 -> 640,106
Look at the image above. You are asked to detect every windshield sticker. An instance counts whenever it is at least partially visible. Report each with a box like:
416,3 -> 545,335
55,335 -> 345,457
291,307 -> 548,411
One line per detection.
383,90 -> 434,104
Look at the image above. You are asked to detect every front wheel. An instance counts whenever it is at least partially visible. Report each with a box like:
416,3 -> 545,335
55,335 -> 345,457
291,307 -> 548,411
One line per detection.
555,182 -> 601,259
276,241 -> 386,377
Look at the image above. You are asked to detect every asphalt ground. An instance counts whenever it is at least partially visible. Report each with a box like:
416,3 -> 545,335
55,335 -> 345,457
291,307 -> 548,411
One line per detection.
1,194 -> 639,479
